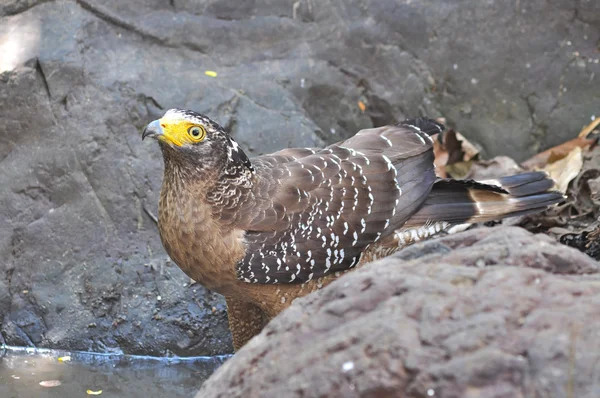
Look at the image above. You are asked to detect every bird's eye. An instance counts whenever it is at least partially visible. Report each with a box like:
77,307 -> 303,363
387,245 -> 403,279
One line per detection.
188,126 -> 206,141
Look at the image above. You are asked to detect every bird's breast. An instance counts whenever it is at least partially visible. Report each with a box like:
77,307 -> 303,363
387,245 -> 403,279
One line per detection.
157,186 -> 243,294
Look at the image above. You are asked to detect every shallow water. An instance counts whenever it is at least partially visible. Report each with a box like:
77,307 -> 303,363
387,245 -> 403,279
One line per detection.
0,346 -> 228,398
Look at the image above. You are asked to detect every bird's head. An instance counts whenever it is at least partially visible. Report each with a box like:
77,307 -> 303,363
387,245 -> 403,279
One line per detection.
142,108 -> 253,176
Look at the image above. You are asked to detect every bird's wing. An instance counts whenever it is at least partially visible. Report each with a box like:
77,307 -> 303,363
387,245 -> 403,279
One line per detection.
236,122 -> 439,284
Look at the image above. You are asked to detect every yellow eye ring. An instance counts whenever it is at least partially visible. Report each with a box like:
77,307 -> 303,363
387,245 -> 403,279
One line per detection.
188,125 -> 206,141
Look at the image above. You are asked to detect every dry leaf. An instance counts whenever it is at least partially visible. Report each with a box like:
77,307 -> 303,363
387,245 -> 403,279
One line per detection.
578,116 -> 600,138
522,117 -> 599,169
432,137 -> 449,177
522,136 -> 596,169
543,146 -> 583,193
39,380 -> 62,387
432,130 -> 480,178
444,161 -> 474,179
454,132 -> 480,161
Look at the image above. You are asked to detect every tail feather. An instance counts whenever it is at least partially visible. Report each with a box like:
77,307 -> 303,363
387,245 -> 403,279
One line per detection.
404,172 -> 563,227
480,171 -> 554,197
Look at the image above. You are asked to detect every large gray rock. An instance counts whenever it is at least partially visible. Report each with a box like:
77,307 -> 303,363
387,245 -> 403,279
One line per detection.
0,0 -> 597,355
198,227 -> 600,397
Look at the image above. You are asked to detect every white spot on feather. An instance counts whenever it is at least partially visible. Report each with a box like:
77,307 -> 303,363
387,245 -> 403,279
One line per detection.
413,131 -> 426,144
382,154 -> 394,171
380,135 -> 393,147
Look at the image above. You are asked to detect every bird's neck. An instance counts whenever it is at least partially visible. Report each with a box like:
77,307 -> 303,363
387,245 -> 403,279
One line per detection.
162,147 -> 257,221
161,147 -> 214,186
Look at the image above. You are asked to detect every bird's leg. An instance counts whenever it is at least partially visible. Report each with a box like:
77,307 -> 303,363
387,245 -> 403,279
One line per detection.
225,297 -> 269,351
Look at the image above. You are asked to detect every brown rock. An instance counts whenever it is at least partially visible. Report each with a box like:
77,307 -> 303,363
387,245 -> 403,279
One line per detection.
198,227 -> 600,398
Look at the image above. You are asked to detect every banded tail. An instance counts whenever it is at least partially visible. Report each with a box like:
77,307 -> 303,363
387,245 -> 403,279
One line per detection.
403,171 -> 564,228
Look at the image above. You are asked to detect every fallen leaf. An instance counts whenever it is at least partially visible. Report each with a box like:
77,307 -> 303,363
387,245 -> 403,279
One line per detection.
543,146 -> 583,193
566,166 -> 600,216
39,380 -> 62,387
432,130 -> 480,178
357,100 -> 366,112
87,390 -> 103,395
522,117 -> 599,169
522,137 -> 596,170
445,161 -> 474,179
432,137 -> 449,177
578,116 -> 600,139
455,132 -> 480,161
204,70 -> 218,77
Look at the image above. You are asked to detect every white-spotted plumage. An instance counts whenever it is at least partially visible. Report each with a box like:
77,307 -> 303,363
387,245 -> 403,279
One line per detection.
235,120 -> 441,284
393,221 -> 451,247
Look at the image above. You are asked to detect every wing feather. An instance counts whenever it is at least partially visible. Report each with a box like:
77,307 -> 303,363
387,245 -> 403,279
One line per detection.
236,123 -> 437,283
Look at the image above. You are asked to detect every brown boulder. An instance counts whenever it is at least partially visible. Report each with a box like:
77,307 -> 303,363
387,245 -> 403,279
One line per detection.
198,227 -> 600,398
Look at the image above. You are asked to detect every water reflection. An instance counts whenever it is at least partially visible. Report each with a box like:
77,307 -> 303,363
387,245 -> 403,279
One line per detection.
0,346 -> 228,398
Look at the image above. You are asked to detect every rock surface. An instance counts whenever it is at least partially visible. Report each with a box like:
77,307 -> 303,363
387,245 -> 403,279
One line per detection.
199,227 -> 600,398
0,1 -> 598,355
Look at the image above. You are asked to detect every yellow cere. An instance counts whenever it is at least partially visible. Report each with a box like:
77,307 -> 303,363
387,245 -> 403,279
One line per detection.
204,70 -> 218,77
157,118 -> 206,147
87,390 -> 103,395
